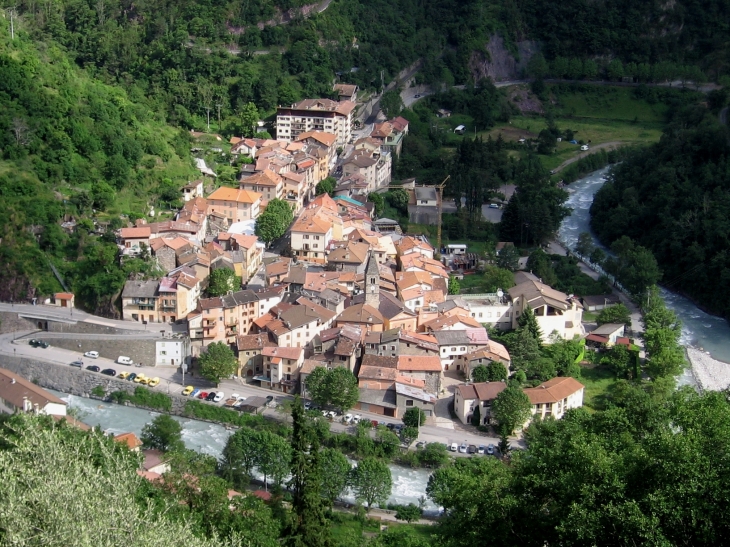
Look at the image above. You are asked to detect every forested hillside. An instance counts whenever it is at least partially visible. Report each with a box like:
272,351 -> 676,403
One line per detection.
590,107 -> 730,319
0,23 -> 195,312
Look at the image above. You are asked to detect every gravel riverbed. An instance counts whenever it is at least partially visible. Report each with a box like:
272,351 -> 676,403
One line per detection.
686,347 -> 730,392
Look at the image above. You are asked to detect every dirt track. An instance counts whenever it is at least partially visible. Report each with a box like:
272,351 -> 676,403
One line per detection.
552,141 -> 622,173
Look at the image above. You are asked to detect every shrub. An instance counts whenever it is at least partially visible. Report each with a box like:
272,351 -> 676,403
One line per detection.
90,385 -> 106,398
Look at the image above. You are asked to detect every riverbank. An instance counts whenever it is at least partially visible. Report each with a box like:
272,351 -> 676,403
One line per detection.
685,347 -> 730,392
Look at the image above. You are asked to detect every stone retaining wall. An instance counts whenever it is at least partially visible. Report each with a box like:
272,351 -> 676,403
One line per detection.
0,312 -> 38,334
0,355 -> 188,415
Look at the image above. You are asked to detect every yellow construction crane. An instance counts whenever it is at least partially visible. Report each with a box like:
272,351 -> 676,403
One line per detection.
436,175 -> 450,253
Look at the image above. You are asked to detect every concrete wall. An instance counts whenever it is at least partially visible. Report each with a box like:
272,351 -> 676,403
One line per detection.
47,320 -> 163,336
0,312 -> 37,334
34,336 -> 157,366
0,355 -> 189,415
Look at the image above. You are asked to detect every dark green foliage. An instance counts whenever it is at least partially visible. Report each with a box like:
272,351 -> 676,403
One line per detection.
393,503 -> 423,523
141,414 -> 185,452
491,384 -> 532,436
517,307 -> 543,346
304,367 -> 359,412
597,303 -> 632,328
472,362 -> 508,383
109,387 -> 172,411
348,457 -> 393,509
206,268 -> 241,297
591,108 -> 730,315
284,398 -> 334,547
255,198 -> 294,244
184,400 -> 267,428
402,408 -> 426,428
470,404 -> 481,427
198,342 -> 237,384
381,90 -> 404,119
500,156 -> 570,245
319,448 -> 351,507
315,177 -> 336,196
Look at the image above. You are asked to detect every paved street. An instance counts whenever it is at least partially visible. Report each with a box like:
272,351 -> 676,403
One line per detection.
0,328 -> 517,450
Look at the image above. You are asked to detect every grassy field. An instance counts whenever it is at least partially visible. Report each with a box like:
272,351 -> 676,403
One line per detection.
577,363 -> 616,411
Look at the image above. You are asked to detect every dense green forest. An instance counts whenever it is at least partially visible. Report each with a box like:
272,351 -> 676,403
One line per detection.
590,106 -> 730,318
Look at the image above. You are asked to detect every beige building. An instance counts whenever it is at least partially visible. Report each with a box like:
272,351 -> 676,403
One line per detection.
206,187 -> 261,224
259,346 -> 305,393
453,381 -> 507,426
276,99 -> 355,147
523,377 -> 585,422
121,280 -> 159,323
239,169 -> 284,209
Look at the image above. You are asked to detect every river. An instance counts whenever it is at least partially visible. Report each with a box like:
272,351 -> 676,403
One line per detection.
48,389 -> 439,513
557,166 -> 730,366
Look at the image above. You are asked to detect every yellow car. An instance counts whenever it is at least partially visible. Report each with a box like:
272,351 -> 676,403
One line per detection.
118,371 -> 130,380
147,377 -> 160,388
182,385 -> 194,396
133,374 -> 147,384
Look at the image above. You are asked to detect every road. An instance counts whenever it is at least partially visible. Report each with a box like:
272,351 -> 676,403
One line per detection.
552,141 -> 622,174
547,241 -> 643,334
0,302 -> 173,332
0,330 -> 516,450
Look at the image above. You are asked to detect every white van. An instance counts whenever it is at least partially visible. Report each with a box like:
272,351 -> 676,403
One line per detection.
117,356 -> 134,365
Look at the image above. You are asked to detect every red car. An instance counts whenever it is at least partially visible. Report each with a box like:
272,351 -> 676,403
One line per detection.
198,391 -> 209,400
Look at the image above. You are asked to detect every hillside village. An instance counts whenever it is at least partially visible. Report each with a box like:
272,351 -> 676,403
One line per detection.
106,89 -> 603,430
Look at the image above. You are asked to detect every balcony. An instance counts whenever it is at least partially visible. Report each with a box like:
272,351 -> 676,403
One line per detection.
203,319 -> 217,329
285,193 -> 298,201
226,326 -> 238,336
225,318 -> 238,327
161,303 -> 176,310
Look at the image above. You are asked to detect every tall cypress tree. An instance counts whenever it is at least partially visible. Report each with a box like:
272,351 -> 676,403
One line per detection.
283,397 -> 333,547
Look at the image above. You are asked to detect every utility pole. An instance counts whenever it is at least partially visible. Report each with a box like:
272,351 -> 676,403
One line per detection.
216,103 -> 222,132
205,106 -> 211,132
9,7 -> 15,40
436,175 -> 450,253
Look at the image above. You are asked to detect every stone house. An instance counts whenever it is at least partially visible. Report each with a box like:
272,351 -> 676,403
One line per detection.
259,346 -> 305,393
121,280 -> 160,323
237,333 -> 277,380
453,381 -> 507,426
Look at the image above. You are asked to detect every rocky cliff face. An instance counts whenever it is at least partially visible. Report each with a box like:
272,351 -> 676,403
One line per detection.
469,35 -> 540,82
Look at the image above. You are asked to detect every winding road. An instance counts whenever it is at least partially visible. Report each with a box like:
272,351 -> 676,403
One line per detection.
552,141 -> 623,174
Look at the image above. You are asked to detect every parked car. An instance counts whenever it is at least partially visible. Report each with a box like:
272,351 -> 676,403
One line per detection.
304,401 -> 312,410
182,385 -> 194,396
147,377 -> 160,388
414,94 -> 422,98
489,203 -> 500,209
190,389 -> 201,398
459,444 -> 468,454
29,339 -> 49,348
86,365 -> 100,372
450,443 -> 458,452
370,420 -> 379,427
416,441 -> 427,449
205,392 -> 217,402
233,397 -> 247,408
580,144 -> 589,151
126,373 -> 137,382
117,356 -> 134,365
213,392 -> 225,403
224,397 -> 238,407
343,414 -> 353,424
198,391 -> 209,400
477,445 -> 486,454
118,371 -> 130,380
378,421 -> 387,427
486,444 -> 495,455
84,351 -> 99,359
352,414 -> 362,424
69,360 -> 83,367
386,423 -> 395,430
133,374 -> 147,384
265,395 -> 274,404
100,368 -> 116,376
468,444 -> 477,454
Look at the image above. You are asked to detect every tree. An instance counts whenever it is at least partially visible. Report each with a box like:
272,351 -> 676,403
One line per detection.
601,344 -> 636,379
589,247 -> 606,265
237,101 -> 259,137
305,367 -> 358,412
368,193 -> 385,216
401,426 -> 419,445
597,303 -> 632,328
574,232 -> 595,258
255,198 -> 294,244
207,267 -> 241,296
394,503 -> 423,523
492,384 -> 532,435
198,342 -> 237,384
517,306 -> 543,345
481,266 -> 515,292
319,448 -> 351,507
257,432 -> 292,490
386,188 -> 409,214
495,244 -> 520,271
536,129 -> 556,155
141,414 -> 184,453
472,361 -> 508,383
315,177 -> 336,196
471,404 -> 481,426
284,398 -> 334,547
219,426 -> 262,488
380,90 -> 404,119
374,427 -> 401,458
526,53 -> 549,79
503,327 -> 542,372
403,407 -> 426,428
327,368 -> 360,412
349,457 -> 392,509
448,276 -> 460,295
0,415 -> 216,547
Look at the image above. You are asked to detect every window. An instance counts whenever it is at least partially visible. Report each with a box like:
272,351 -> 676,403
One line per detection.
370,277 -> 376,284
478,313 -> 483,318
460,347 -> 465,351
391,345 -> 395,351
315,235 -> 320,240
405,400 -> 414,407
304,235 -> 309,239
160,351 -> 167,356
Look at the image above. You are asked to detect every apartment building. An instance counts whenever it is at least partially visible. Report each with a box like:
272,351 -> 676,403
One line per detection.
239,169 -> 284,208
276,99 -> 355,147
206,187 -> 261,224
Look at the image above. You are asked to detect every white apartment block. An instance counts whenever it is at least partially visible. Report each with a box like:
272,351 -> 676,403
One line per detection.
276,99 -> 355,148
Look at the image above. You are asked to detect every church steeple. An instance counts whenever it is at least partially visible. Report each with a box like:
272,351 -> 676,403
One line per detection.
364,250 -> 380,308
